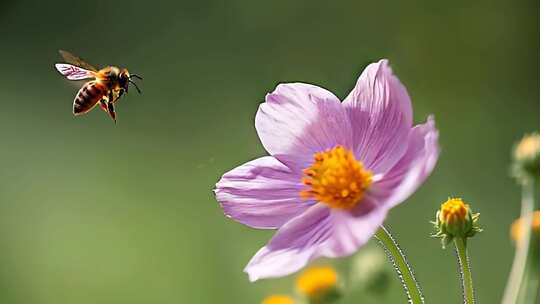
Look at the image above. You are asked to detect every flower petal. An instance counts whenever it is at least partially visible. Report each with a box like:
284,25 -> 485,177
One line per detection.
343,59 -> 413,174
322,198 -> 389,257
244,200 -> 388,281
244,204 -> 332,281
215,156 -> 313,229
255,83 -> 353,172
370,116 -> 440,208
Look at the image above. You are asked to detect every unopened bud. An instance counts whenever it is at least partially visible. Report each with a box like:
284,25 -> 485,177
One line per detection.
513,133 -> 540,180
511,211 -> 540,246
432,198 -> 482,248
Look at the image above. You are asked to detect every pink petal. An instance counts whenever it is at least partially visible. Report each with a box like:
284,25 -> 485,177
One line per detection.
244,204 -> 332,281
255,83 -> 353,172
323,197 -> 389,257
343,59 -> 413,174
370,116 -> 440,208
215,156 -> 313,229
244,200 -> 388,281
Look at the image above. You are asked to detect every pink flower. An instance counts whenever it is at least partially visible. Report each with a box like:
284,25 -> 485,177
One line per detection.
215,60 -> 439,281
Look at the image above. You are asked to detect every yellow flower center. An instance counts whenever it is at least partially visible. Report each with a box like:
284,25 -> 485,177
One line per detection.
439,198 -> 469,225
296,266 -> 338,298
301,145 -> 372,209
261,295 -> 295,304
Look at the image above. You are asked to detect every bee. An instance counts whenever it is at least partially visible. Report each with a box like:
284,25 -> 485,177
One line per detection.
55,50 -> 142,123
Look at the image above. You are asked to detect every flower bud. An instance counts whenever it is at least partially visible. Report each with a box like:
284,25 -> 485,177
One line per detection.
296,266 -> 341,303
513,133 -> 540,180
511,211 -> 540,246
432,198 -> 481,248
261,295 -> 295,304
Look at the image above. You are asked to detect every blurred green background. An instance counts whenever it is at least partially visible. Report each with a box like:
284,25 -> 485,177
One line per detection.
0,0 -> 539,303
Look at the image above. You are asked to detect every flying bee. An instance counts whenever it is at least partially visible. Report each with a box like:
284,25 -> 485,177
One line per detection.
54,50 -> 142,123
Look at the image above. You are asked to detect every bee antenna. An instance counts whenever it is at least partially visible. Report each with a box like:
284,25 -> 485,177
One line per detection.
129,80 -> 142,94
130,74 -> 143,80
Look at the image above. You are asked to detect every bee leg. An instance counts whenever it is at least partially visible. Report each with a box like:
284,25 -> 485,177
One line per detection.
99,98 -> 108,112
107,102 -> 117,123
106,91 -> 117,123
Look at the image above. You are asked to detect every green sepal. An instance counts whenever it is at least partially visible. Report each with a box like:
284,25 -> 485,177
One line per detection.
431,209 -> 482,250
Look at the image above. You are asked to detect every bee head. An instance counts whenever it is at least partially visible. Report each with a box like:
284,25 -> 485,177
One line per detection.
118,70 -> 130,90
120,69 -> 142,94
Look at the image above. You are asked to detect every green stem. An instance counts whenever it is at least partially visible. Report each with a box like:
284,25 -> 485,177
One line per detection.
375,226 -> 424,304
454,237 -> 475,304
516,178 -> 540,304
502,179 -> 535,304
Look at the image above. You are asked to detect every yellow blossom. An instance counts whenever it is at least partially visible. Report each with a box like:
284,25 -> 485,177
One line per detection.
261,295 -> 294,304
296,266 -> 338,300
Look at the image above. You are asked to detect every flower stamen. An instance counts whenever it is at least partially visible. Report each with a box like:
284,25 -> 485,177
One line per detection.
301,145 -> 372,209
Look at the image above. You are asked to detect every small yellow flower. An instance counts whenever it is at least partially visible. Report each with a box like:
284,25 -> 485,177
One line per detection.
432,198 -> 481,248
261,295 -> 295,304
296,266 -> 339,301
511,211 -> 540,245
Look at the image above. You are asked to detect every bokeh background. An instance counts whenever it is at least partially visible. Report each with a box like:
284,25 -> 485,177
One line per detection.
0,0 -> 539,303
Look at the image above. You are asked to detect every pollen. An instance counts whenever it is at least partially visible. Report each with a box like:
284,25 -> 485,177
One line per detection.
301,145 -> 372,209
296,266 -> 338,299
439,198 -> 469,225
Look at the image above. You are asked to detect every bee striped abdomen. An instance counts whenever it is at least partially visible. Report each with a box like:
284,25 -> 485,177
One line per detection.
73,81 -> 107,115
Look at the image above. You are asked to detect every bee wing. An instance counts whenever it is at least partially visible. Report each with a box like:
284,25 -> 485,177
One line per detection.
55,63 -> 95,80
58,50 -> 98,71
